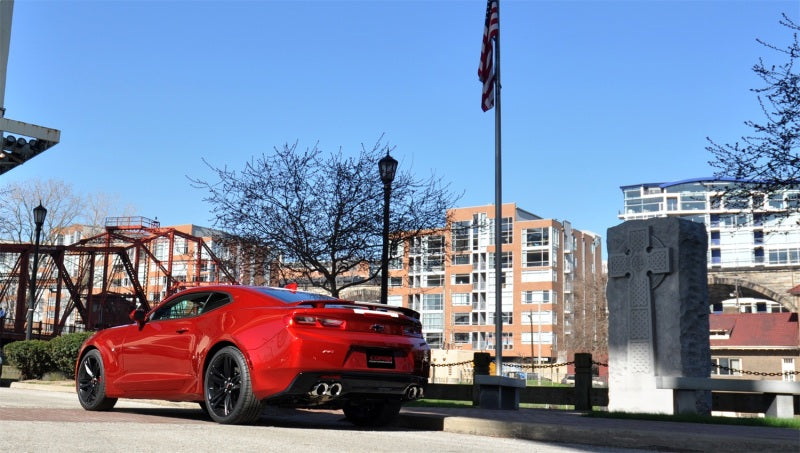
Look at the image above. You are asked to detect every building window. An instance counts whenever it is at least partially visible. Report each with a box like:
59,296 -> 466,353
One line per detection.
489,251 -> 512,269
425,256 -> 444,272
523,227 -> 549,247
453,313 -> 470,325
489,217 -> 513,244
768,248 -> 800,265
453,274 -> 470,285
452,254 -> 470,265
387,295 -> 403,307
487,332 -> 513,350
521,332 -> 553,345
453,332 -> 470,344
712,357 -> 741,376
425,275 -> 444,287
451,221 -> 471,252
522,290 -> 551,304
754,247 -> 765,264
425,333 -> 443,349
389,277 -> 403,287
521,311 -> 552,325
451,293 -> 470,306
427,235 -> 444,255
524,250 -> 549,267
488,311 -> 513,325
782,358 -> 796,382
422,294 -> 443,310
422,313 -> 443,330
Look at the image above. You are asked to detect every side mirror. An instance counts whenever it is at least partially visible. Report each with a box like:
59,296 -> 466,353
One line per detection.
129,308 -> 146,328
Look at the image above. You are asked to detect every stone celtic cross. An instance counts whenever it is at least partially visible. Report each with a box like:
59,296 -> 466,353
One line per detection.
608,225 -> 671,374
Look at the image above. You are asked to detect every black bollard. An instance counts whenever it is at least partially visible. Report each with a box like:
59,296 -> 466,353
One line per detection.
574,353 -> 593,411
473,352 -> 491,406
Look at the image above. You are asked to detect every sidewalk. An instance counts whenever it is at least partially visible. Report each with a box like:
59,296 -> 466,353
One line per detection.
11,380 -> 800,452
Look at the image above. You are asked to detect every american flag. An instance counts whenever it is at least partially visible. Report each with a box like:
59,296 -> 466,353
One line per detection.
478,0 -> 499,112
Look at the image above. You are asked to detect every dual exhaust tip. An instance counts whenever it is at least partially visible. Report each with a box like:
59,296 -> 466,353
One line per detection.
308,382 -> 343,398
404,385 -> 424,400
307,382 -> 424,401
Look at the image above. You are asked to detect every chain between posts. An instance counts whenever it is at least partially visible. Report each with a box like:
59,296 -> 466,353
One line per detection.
430,359 -> 798,377
713,363 -> 800,377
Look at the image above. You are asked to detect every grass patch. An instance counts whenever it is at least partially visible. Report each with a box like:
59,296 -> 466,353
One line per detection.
405,399 -> 474,408
584,410 -> 800,430
406,399 -> 568,410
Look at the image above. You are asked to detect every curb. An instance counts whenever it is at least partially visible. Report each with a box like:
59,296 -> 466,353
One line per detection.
10,381 -> 75,393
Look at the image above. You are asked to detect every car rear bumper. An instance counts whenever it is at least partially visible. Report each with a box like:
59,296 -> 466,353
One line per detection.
262,371 -> 427,407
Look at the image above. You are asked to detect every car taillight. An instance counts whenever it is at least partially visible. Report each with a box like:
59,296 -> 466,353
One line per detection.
292,314 -> 345,329
403,324 -> 422,337
319,318 -> 345,327
294,315 -> 316,325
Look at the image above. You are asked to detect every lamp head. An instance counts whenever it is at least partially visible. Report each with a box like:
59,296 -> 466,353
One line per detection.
378,152 -> 398,185
33,203 -> 47,227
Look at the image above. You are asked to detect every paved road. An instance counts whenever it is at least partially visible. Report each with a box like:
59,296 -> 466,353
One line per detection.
0,387 -> 647,453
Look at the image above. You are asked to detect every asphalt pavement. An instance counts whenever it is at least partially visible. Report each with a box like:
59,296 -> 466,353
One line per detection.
9,380 -> 800,452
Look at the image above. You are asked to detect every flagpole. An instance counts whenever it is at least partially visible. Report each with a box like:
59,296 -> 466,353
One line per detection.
492,0 -> 502,377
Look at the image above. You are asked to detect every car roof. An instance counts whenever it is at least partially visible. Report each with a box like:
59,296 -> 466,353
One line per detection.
173,285 -> 338,304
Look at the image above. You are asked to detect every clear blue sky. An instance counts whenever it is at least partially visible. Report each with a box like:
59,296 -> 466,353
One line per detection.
3,0 -> 798,257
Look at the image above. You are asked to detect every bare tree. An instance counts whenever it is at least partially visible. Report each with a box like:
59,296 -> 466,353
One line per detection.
0,179 -> 137,244
707,13 -> 800,207
565,273 -> 608,358
191,139 -> 459,298
0,179 -> 82,244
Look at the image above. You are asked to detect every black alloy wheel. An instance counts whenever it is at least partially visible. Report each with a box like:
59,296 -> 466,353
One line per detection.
204,346 -> 262,424
76,349 -> 117,411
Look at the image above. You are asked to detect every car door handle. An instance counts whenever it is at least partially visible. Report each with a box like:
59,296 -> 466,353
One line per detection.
176,328 -> 189,334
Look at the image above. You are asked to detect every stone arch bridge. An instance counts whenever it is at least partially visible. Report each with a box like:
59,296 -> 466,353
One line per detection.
708,265 -> 800,312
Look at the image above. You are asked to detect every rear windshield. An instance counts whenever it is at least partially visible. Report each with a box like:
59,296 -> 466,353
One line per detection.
253,287 -> 337,303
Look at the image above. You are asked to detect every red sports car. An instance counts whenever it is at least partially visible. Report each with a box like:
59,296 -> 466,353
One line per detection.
75,285 -> 430,425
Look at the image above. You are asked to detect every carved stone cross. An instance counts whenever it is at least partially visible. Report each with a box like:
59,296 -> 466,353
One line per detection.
608,226 -> 671,374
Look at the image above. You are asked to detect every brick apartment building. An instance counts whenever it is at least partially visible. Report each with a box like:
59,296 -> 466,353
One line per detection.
386,203 -> 603,364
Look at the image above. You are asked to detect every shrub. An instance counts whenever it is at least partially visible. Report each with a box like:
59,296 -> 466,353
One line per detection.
47,331 -> 94,379
3,340 -> 53,380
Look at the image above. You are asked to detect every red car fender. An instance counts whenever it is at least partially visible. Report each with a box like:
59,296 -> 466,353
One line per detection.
76,336 -> 125,397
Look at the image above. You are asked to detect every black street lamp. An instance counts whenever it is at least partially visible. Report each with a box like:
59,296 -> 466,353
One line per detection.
26,203 -> 47,340
378,151 -> 398,305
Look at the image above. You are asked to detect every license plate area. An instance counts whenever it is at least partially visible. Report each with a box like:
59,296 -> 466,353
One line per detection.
366,349 -> 395,369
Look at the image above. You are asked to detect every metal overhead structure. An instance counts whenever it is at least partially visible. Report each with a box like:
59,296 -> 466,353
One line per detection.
0,217 -> 239,339
0,0 -> 60,175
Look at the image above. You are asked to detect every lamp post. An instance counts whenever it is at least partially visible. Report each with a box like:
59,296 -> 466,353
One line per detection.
26,202 -> 46,340
378,151 -> 398,305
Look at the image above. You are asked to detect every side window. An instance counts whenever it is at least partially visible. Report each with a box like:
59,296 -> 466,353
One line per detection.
151,293 -> 211,321
200,292 -> 232,314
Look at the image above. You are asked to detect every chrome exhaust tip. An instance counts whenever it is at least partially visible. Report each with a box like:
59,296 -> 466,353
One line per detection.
308,382 -> 329,397
328,382 -> 343,397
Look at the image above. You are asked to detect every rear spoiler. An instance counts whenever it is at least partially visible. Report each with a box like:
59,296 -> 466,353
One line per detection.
295,299 -> 421,320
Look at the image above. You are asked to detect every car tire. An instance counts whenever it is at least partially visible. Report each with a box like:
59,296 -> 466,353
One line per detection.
76,349 -> 118,411
204,346 -> 262,424
343,400 -> 402,427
